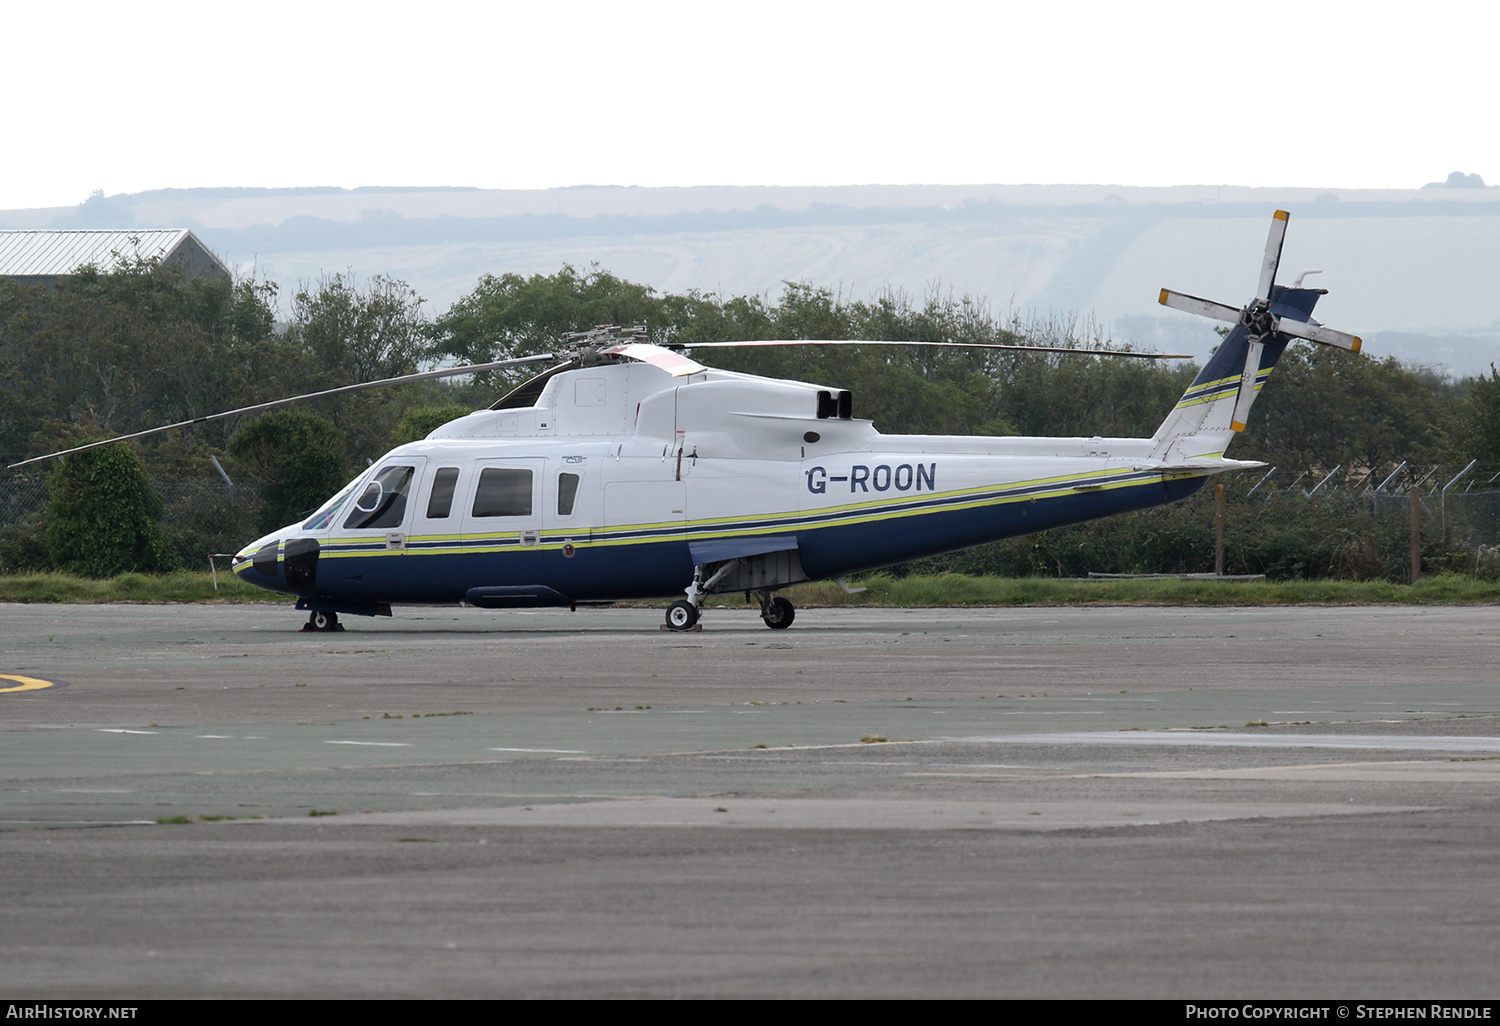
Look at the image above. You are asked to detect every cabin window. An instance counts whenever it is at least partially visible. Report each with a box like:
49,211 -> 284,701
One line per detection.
426,467 -> 460,519
557,473 -> 580,517
343,465 -> 415,530
472,467 -> 532,518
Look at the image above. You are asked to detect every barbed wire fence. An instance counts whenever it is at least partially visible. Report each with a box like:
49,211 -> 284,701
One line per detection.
1249,462 -> 1500,570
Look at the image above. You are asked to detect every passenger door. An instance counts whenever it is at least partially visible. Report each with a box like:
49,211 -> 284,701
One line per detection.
461,459 -> 544,585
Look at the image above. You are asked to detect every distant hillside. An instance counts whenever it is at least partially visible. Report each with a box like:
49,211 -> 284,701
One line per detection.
6,182 -> 1498,375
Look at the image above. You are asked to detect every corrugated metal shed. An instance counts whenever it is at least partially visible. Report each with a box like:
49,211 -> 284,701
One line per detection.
0,229 -> 229,281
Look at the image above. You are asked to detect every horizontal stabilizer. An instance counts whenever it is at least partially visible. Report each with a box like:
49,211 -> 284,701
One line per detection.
1147,457 -> 1267,474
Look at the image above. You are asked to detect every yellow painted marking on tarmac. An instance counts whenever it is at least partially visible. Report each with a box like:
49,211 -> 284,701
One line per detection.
0,673 -> 59,693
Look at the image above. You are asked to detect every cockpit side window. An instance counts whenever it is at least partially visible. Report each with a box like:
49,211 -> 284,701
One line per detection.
343,465 -> 415,530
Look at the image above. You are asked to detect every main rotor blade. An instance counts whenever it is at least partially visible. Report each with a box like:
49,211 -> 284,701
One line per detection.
1273,317 -> 1363,353
1256,210 -> 1290,302
601,343 -> 707,376
7,352 -> 560,470
679,339 -> 1190,359
1158,289 -> 1243,324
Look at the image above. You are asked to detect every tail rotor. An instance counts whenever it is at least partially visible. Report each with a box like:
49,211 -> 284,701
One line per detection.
1151,210 -> 1363,460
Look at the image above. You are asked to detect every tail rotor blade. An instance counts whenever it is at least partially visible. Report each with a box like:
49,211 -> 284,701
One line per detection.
1256,210 -> 1291,302
1230,339 -> 1265,433
1273,317 -> 1362,353
1158,289 -> 1243,324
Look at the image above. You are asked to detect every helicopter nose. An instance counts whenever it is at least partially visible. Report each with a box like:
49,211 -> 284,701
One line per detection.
283,537 -> 320,593
236,540 -> 282,588
234,536 -> 320,594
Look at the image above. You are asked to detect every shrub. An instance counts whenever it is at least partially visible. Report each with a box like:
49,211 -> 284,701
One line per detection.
43,445 -> 178,577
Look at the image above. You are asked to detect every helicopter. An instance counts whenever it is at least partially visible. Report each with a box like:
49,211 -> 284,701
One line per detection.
17,211 -> 1359,632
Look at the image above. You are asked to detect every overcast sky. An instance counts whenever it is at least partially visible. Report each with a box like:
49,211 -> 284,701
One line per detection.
5,1 -> 1494,210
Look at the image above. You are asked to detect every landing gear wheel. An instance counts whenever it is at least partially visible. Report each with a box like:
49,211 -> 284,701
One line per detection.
761,596 -> 795,630
302,610 -> 343,633
665,600 -> 700,631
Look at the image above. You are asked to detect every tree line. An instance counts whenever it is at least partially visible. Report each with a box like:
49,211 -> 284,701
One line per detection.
2,260 -> 1497,578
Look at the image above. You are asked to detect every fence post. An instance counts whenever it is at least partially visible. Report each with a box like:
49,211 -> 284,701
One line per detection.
210,456 -> 234,507
1410,487 -> 1422,584
1214,482 -> 1225,576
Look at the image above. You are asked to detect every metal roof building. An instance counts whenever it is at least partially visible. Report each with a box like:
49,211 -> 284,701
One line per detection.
0,229 -> 229,285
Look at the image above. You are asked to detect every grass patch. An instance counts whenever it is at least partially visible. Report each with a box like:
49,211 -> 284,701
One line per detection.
0,570 -> 294,604
4,570 -> 1500,608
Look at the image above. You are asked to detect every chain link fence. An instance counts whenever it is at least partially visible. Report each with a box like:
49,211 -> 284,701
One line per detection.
0,475 -> 266,571
1279,463 -> 1500,552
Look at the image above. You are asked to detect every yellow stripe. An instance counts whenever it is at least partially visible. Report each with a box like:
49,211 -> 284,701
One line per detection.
291,466 -> 1182,562
0,674 -> 59,693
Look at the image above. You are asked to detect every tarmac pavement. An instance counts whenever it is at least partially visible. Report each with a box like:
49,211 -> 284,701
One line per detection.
2,603 -> 1497,998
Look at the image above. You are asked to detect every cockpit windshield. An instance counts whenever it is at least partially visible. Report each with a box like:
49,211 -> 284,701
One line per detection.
300,476 -> 363,531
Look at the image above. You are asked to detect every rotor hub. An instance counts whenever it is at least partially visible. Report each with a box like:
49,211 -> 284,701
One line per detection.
1242,301 -> 1276,337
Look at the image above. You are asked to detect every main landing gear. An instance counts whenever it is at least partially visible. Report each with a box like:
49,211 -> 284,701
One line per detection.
665,600 -> 699,631
301,610 -> 344,633
663,560 -> 796,632
759,595 -> 795,630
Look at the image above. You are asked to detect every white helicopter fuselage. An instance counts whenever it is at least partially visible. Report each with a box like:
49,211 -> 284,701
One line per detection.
232,359 -> 1214,618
